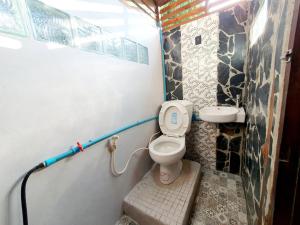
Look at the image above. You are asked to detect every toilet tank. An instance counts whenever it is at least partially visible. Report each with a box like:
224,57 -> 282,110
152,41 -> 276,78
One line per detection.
179,100 -> 193,118
178,100 -> 193,133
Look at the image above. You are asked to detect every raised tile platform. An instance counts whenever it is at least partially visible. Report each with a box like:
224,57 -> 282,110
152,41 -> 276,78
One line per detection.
123,160 -> 201,225
119,168 -> 248,225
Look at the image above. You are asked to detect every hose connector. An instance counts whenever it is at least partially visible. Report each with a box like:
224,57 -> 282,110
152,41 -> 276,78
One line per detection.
107,135 -> 119,153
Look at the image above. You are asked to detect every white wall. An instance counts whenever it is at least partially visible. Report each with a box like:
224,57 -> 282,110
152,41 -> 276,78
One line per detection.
0,1 -> 164,225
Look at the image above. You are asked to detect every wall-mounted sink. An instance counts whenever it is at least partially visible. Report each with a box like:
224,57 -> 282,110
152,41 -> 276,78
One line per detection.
199,106 -> 245,123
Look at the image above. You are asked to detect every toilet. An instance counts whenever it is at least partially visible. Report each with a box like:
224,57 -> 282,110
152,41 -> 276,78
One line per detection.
149,100 -> 193,184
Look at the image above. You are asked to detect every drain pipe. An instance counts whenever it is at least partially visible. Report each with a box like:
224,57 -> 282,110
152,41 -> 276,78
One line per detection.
108,131 -> 160,176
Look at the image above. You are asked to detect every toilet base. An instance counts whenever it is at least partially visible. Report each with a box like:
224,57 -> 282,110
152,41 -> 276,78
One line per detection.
159,160 -> 183,184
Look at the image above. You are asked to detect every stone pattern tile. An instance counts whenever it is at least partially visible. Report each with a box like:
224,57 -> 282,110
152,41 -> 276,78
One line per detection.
190,169 -> 248,225
163,27 -> 183,100
216,3 -> 248,175
181,14 -> 219,170
242,0 -> 295,224
217,3 -> 248,105
185,121 -> 217,170
216,123 -> 244,174
116,215 -> 138,225
123,160 -> 201,225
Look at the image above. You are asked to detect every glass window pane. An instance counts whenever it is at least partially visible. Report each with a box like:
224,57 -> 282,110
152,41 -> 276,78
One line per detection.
138,44 -> 149,64
103,34 -> 123,58
26,0 -> 73,46
73,17 -> 103,54
0,0 -> 26,36
123,38 -> 137,62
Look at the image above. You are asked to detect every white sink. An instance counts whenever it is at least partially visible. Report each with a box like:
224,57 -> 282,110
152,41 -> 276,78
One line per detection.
199,106 -> 241,123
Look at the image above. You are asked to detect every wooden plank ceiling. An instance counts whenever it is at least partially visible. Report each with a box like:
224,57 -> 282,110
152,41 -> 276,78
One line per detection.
157,0 -> 244,31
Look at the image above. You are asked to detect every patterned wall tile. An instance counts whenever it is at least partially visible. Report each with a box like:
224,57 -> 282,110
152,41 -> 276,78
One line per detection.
181,14 -> 219,113
181,14 -> 219,170
241,0 -> 295,224
185,121 -> 217,170
216,123 -> 244,174
163,27 -> 183,100
216,3 -> 248,175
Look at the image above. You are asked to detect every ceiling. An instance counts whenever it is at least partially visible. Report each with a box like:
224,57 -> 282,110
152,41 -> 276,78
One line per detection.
128,0 -> 246,32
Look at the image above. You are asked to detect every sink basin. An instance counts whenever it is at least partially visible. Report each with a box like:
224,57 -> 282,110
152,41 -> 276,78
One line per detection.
199,106 -> 239,123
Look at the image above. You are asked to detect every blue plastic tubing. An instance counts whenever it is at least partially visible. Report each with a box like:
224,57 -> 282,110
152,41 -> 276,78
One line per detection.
159,27 -> 167,101
44,116 -> 158,167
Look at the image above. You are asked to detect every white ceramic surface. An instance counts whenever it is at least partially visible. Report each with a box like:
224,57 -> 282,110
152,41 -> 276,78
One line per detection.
149,135 -> 186,165
199,106 -> 239,123
149,100 -> 193,184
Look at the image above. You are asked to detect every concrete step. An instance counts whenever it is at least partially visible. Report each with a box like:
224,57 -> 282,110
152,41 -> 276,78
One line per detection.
123,160 -> 201,225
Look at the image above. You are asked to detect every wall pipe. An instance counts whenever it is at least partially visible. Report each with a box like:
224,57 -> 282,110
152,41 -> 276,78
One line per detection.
44,115 -> 158,167
21,115 -> 158,225
159,26 -> 167,101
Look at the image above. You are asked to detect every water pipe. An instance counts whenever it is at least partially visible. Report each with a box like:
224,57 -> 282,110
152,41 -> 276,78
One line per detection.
159,26 -> 167,101
44,115 -> 158,167
20,115 -> 158,225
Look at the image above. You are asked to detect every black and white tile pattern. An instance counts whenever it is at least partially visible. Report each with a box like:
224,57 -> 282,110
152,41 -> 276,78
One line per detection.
163,27 -> 183,100
163,4 -> 249,173
116,215 -> 138,225
215,3 -> 248,175
118,170 -> 248,225
190,170 -> 248,225
242,0 -> 295,224
181,14 -> 219,170
216,123 -> 244,174
217,4 -> 248,106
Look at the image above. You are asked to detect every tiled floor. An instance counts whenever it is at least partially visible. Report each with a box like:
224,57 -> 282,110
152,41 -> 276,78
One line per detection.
190,169 -> 248,225
117,169 -> 248,225
115,215 -> 138,225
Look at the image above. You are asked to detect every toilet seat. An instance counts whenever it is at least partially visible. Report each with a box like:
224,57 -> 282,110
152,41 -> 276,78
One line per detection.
159,102 -> 190,137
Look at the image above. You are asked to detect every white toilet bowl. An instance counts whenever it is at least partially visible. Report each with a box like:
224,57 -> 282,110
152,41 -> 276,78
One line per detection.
149,100 -> 193,184
149,135 -> 185,184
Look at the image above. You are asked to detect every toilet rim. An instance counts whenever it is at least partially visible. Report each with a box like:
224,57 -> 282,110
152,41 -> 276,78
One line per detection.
149,135 -> 185,156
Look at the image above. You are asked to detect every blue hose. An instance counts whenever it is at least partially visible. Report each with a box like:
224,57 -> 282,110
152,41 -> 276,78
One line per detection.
159,27 -> 167,101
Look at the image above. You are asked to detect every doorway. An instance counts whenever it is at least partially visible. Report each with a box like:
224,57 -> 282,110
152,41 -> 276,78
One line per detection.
273,7 -> 300,225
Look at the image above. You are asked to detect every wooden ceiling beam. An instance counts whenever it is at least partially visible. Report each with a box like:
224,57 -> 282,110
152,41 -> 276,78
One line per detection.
155,0 -> 172,7
160,0 -> 205,21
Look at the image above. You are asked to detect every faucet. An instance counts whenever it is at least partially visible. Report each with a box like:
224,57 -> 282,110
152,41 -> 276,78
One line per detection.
236,95 -> 240,108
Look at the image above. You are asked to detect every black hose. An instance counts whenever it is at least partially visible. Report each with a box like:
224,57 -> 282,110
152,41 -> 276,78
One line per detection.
21,163 -> 45,225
